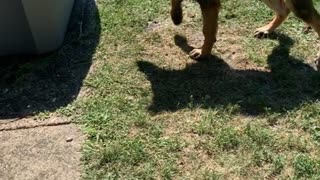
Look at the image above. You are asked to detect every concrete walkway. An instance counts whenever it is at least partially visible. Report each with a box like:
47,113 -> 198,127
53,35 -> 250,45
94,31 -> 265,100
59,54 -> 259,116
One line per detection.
0,117 -> 84,180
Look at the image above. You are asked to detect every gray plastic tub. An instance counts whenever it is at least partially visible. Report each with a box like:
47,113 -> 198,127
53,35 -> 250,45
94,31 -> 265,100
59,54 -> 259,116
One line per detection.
0,0 -> 75,55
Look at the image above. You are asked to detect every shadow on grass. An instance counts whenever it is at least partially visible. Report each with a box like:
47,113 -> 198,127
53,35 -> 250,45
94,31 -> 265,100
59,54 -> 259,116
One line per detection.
0,0 -> 101,119
137,33 -> 320,115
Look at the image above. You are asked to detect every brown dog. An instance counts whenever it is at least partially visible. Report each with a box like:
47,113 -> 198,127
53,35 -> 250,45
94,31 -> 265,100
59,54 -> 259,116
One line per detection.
171,0 -> 320,66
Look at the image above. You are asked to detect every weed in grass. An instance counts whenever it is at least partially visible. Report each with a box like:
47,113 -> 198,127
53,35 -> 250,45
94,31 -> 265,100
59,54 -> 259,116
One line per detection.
286,135 -> 309,153
132,163 -> 156,180
216,127 -> 240,151
244,123 -> 274,148
148,124 -> 163,139
312,127 -> 320,143
98,139 -> 147,167
265,108 -> 282,126
161,161 -> 178,180
195,108 -> 232,136
133,115 -> 149,128
293,154 -> 319,179
196,119 -> 216,136
252,148 -> 273,167
200,169 -> 222,180
157,137 -> 184,153
272,155 -> 285,175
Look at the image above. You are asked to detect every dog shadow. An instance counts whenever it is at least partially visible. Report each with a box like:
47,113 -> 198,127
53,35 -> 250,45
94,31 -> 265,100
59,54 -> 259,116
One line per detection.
137,33 -> 320,115
0,0 -> 101,119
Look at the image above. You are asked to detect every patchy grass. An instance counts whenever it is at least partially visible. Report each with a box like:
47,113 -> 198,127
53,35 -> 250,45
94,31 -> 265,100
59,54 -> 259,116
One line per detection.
74,0 -> 320,179
2,0 -> 320,179
72,0 -> 320,179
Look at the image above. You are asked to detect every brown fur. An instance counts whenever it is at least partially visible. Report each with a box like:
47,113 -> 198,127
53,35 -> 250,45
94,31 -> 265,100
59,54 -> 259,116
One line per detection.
170,0 -> 320,67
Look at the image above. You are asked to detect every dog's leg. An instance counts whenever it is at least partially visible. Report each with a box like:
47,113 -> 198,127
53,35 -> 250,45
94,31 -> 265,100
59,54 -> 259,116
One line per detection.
255,0 -> 290,38
190,0 -> 220,60
171,0 -> 184,25
286,0 -> 320,68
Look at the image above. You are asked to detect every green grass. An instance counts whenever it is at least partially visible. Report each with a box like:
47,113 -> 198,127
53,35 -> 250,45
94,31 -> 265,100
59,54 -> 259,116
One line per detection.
294,154 -> 320,179
2,0 -> 320,179
76,0 -> 320,178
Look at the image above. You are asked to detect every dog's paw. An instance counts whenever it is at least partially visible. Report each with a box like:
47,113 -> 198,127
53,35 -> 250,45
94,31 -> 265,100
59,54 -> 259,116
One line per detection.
189,49 -> 203,59
189,49 -> 211,61
254,25 -> 274,39
254,28 -> 271,39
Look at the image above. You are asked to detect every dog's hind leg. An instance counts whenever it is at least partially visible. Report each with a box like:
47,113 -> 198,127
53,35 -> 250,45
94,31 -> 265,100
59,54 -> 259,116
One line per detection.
255,0 -> 290,38
171,0 -> 184,25
189,0 -> 221,60
286,0 -> 320,68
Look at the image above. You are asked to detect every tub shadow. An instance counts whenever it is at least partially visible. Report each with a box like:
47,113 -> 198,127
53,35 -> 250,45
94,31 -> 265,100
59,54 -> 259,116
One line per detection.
0,0 -> 101,119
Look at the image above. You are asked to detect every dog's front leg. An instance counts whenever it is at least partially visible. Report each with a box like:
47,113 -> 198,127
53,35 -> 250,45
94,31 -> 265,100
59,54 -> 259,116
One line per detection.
286,0 -> 320,69
255,0 -> 289,38
190,0 -> 220,60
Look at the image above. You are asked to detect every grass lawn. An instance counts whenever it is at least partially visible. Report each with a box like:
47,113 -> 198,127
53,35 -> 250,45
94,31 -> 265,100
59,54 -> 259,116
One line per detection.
2,0 -> 320,179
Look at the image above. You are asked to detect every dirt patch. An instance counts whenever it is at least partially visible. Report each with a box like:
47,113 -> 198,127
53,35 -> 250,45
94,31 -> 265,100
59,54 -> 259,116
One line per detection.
140,15 -> 269,72
0,117 -> 85,180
